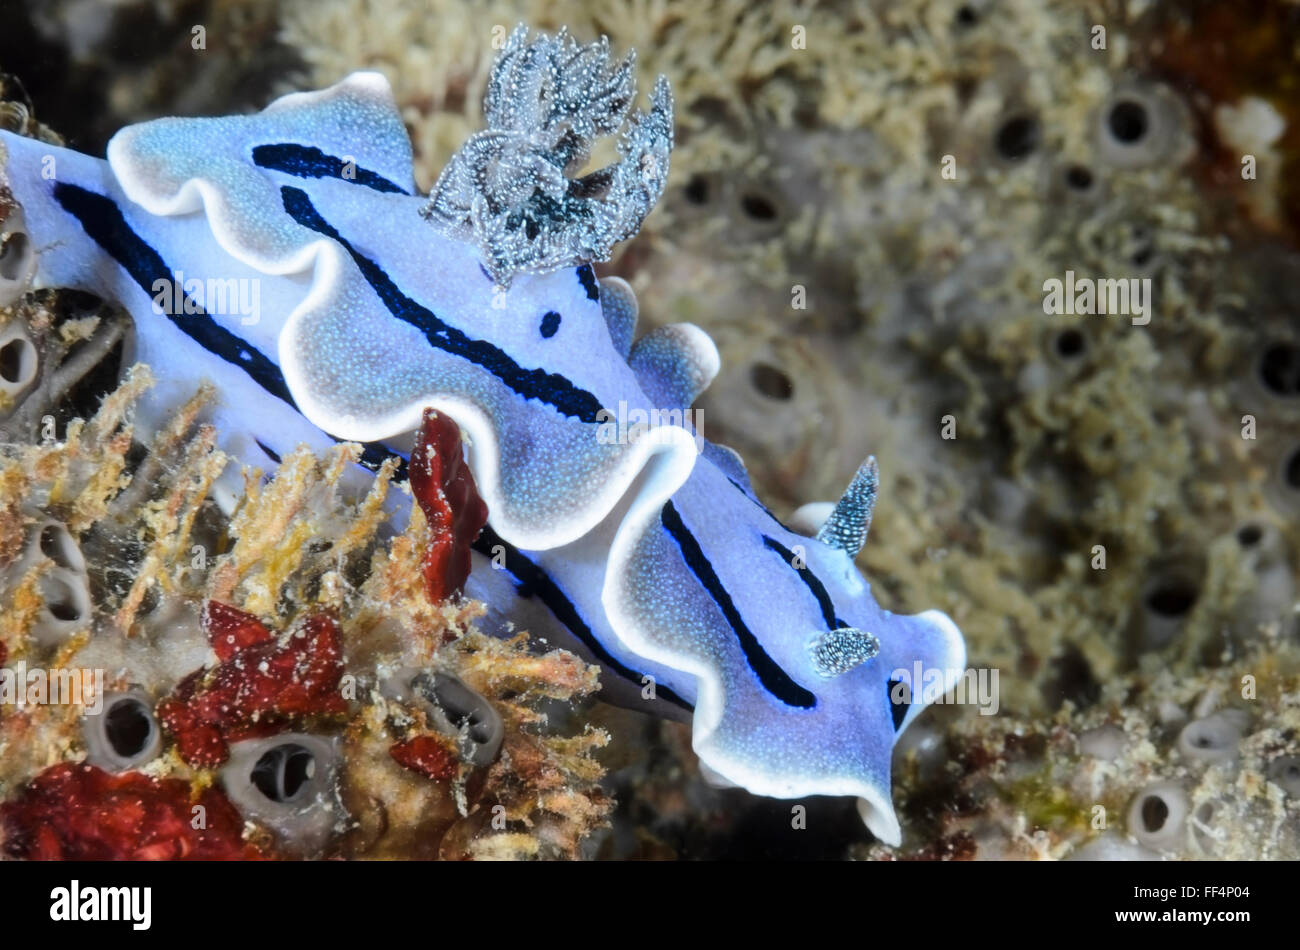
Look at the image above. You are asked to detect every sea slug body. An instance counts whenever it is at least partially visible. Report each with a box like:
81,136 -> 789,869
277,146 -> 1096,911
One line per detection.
0,26 -> 965,845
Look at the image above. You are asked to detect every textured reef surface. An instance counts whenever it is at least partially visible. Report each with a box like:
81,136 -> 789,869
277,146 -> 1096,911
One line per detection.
2,0 -> 1300,860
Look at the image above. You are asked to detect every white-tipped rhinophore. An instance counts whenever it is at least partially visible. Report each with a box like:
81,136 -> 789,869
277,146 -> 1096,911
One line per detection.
815,456 -> 879,557
809,626 -> 880,677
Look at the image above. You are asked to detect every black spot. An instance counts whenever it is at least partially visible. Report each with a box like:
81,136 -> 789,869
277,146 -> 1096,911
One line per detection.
1237,524 -> 1262,547
575,264 -> 599,300
1108,100 -> 1149,144
887,678 -> 910,730
751,362 -> 794,400
540,310 -> 561,338
1259,342 -> 1300,397
955,4 -> 978,27
995,114 -> 1040,161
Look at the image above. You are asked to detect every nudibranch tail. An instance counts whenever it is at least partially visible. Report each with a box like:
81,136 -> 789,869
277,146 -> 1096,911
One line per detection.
596,449 -> 964,848
420,24 -> 674,288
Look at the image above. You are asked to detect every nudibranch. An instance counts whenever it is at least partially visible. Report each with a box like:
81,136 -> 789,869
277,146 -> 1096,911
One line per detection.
0,26 -> 965,844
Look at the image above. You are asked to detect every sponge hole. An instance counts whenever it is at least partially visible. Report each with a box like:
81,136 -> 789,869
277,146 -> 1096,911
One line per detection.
0,226 -> 35,305
0,324 -> 38,401
0,230 -> 31,281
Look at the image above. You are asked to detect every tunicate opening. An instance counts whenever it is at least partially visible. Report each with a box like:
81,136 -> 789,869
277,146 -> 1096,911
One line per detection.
104,697 -> 153,759
41,573 -> 85,622
739,190 -> 778,221
1042,643 -> 1101,711
1140,794 -> 1168,832
750,362 -> 794,400
0,336 -> 35,386
418,674 -> 493,745
1128,782 -> 1188,851
413,671 -> 504,767
84,689 -> 162,772
1055,328 -> 1085,358
0,231 -> 30,281
251,742 -> 317,804
1128,225 -> 1155,268
1108,100 -> 1149,144
955,4 -> 978,27
1097,87 -> 1183,170
1145,579 -> 1196,618
1133,565 -> 1203,654
1284,447 -> 1300,490
1267,756 -> 1300,795
995,114 -> 1040,161
1237,523 -> 1263,547
1191,801 -> 1221,853
220,734 -> 339,856
1177,711 -> 1244,764
683,173 -> 711,205
1064,164 -> 1094,191
1258,342 -> 1300,397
